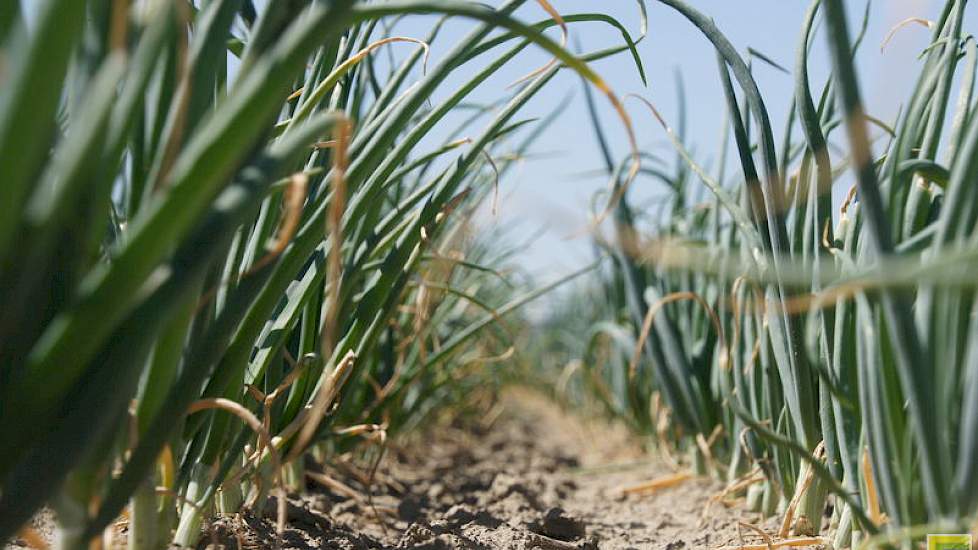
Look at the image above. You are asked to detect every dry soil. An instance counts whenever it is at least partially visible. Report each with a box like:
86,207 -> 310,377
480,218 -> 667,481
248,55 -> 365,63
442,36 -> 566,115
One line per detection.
191,389 -> 788,549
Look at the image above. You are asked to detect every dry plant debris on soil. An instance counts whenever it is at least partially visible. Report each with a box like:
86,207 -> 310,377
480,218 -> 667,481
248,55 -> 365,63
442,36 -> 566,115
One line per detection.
5,390 -> 830,550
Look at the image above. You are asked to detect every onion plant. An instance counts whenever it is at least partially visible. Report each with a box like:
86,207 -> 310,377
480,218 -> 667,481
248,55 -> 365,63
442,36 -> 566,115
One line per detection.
0,0 -> 644,547
546,0 -> 978,545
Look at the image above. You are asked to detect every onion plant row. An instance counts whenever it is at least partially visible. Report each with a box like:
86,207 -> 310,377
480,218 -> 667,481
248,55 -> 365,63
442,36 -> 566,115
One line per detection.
0,1 -> 643,547
542,0 -> 978,545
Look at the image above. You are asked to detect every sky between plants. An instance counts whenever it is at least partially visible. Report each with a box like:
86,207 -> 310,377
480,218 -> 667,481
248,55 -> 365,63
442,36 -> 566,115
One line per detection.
386,0 -> 975,282
20,0 -> 972,281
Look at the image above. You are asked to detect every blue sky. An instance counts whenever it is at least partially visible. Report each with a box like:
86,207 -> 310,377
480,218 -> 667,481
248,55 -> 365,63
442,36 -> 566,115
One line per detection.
21,0 -> 970,280
164,0 -> 976,280
382,1 -> 971,281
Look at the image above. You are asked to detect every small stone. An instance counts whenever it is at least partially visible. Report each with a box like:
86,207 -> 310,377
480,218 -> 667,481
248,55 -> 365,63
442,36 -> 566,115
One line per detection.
427,482 -> 445,500
444,504 -> 475,525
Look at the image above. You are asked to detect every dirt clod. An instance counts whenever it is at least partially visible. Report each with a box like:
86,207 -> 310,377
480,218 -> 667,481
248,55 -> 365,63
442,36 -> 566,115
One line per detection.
533,507 -> 585,541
